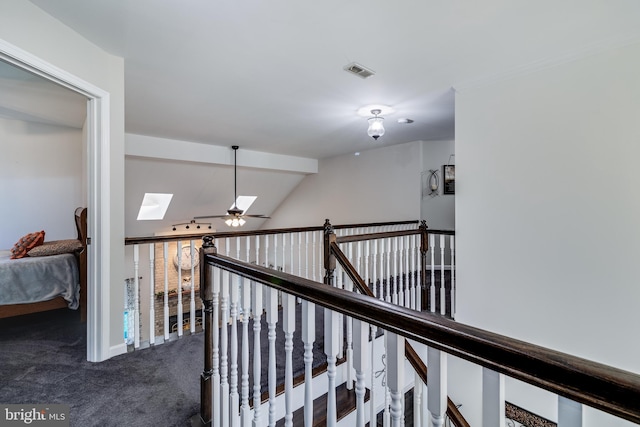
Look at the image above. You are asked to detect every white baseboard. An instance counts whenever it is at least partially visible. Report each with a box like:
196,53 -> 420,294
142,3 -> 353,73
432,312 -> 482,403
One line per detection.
108,343 -> 127,359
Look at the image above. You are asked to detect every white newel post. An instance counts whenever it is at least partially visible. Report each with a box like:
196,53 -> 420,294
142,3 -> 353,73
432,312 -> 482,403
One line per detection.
427,348 -> 447,427
302,300 -> 316,427
482,368 -> 505,427
265,286 -> 279,427
325,308 -> 340,427
558,396 -> 583,427
387,332 -> 405,427
283,293 -> 296,427
353,319 -> 369,427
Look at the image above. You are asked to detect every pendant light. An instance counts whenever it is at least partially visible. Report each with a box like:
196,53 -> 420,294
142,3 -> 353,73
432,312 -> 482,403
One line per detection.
367,109 -> 385,140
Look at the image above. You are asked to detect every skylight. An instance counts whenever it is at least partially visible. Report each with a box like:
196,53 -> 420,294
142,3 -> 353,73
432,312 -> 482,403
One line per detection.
231,196 -> 257,214
137,193 -> 173,220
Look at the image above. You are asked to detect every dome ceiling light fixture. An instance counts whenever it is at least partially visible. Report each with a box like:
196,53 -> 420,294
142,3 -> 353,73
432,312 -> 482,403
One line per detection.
367,109 -> 385,140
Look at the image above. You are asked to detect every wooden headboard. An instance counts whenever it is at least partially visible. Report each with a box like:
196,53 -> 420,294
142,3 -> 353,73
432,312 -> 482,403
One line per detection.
74,207 -> 88,321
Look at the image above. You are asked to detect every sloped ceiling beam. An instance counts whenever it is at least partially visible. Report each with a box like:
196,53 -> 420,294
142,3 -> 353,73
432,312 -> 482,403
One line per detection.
126,133 -> 318,174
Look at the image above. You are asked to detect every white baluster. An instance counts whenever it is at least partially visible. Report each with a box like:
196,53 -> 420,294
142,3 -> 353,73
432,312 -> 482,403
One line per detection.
302,300 -> 315,427
429,235 -> 436,313
265,286 -> 279,426
410,235 -> 416,310
264,234 -> 269,268
240,278 -> 251,427
387,332 -> 405,427
246,236 -> 251,263
312,231 -> 317,282
369,324 -> 377,427
220,269 -> 230,427
255,235 -> 260,267
415,234 -> 421,312
404,235 -> 410,308
482,368 -> 505,427
558,396 -> 583,427
413,372 -> 423,427
393,237 -> 399,305
133,245 -> 140,348
336,263 -> 344,360
364,240 -> 371,293
427,348 -> 447,427
450,235 -> 455,319
440,235 -> 446,316
372,239 -> 378,298
252,282 -> 263,427
353,319 -> 369,427
283,293 -> 296,427
305,231 -> 310,279
149,243 -> 155,345
289,234 -> 294,274
190,240 -> 197,334
176,241 -> 183,338
163,242 -> 169,341
298,232 -> 303,278
325,308 -> 339,427
398,237 -> 404,306
230,273 -> 240,427
212,267 -> 221,427
385,238 -> 391,303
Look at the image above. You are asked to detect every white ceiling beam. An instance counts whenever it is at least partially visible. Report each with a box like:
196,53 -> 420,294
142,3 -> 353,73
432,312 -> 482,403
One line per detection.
125,133 -> 318,174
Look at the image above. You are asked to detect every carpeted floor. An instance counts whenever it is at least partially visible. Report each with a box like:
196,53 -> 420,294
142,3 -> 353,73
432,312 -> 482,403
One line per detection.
0,305 -> 328,427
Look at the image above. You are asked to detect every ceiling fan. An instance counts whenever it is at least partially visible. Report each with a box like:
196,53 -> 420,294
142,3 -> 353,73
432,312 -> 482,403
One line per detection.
194,145 -> 270,227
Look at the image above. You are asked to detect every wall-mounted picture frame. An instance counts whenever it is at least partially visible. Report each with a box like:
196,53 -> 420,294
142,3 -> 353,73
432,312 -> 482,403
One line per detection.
443,165 -> 455,195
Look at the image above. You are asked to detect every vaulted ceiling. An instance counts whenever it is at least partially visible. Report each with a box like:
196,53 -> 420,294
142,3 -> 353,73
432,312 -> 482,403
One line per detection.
4,1 -> 639,235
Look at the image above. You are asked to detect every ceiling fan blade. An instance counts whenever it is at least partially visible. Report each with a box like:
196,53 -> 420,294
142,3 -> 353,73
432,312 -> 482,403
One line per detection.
193,214 -> 228,219
244,214 -> 270,218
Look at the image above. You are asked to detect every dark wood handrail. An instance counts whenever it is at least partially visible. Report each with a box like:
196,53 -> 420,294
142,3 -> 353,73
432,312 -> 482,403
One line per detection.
202,252 -> 640,425
331,241 -> 468,426
124,219 -> 419,246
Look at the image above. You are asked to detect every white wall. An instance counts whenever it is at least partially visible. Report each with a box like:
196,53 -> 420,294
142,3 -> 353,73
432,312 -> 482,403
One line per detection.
454,42 -> 640,426
0,0 -> 125,360
264,141 -> 423,229
420,139 -> 455,230
0,117 -> 83,248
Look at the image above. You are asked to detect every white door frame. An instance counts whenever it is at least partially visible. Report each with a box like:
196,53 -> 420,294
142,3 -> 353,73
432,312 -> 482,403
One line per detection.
0,39 -> 111,362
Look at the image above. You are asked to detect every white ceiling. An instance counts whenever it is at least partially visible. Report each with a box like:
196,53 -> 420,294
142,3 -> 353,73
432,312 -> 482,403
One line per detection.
25,0 -> 640,160
5,1 -> 640,235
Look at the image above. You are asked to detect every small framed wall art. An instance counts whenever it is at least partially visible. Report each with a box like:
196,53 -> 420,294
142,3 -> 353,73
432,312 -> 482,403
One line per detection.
443,165 -> 455,195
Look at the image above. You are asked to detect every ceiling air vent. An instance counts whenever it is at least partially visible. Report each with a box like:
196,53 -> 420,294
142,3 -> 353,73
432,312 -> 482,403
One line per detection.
343,62 -> 375,79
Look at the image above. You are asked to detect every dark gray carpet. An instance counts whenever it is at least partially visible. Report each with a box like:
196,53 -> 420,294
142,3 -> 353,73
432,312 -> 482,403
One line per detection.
0,305 -> 328,427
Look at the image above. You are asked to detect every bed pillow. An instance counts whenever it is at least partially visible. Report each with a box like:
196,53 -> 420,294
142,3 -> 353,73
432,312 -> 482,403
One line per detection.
10,230 -> 46,259
27,239 -> 83,257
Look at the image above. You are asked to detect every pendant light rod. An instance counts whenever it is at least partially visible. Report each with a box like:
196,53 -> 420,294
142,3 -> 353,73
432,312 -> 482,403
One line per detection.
232,145 -> 239,208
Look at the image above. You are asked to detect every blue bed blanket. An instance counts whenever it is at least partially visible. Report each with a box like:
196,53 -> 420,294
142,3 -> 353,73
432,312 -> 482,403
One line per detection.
0,250 -> 80,309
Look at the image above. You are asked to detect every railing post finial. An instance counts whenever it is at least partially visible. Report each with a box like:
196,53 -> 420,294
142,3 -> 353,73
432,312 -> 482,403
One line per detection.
324,218 -> 334,235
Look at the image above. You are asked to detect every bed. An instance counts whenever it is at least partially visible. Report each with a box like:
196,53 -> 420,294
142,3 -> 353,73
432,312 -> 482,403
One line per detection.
0,207 -> 87,321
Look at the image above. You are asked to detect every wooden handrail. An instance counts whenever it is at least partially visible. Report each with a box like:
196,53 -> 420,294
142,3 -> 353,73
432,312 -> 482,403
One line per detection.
331,241 -> 469,426
202,252 -> 640,425
124,219 -> 419,246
